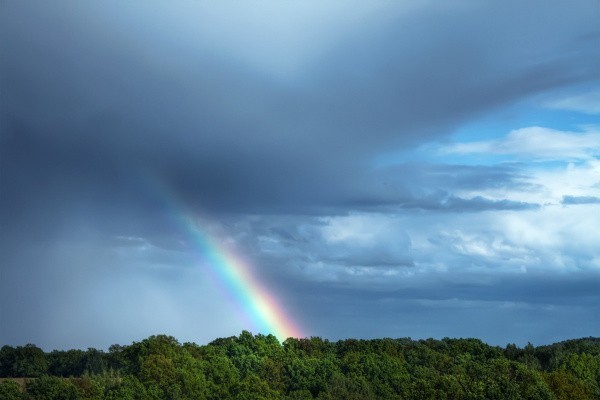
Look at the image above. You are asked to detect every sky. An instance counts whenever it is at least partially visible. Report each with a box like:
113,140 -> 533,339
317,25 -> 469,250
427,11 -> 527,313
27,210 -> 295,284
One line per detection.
1,1 -> 599,350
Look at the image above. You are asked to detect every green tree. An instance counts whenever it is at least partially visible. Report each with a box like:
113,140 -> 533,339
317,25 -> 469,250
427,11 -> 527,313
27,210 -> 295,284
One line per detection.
284,389 -> 313,400
234,372 -> 281,400
26,375 -> 79,400
107,344 -> 127,372
121,335 -> 181,376
558,352 -> 600,397
317,372 -> 375,400
285,356 -> 338,397
70,376 -> 104,400
340,351 -> 408,399
13,345 -> 48,377
0,379 -> 23,400
0,346 -> 17,377
543,370 -> 591,400
82,349 -> 107,376
203,351 -> 239,400
482,359 -> 553,400
139,353 -> 179,399
104,376 -> 147,400
48,350 -> 86,377
2,333 -> 600,400
176,357 -> 208,400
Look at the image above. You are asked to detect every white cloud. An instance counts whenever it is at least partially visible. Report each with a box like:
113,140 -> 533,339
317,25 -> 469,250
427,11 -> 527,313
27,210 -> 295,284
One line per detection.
532,159 -> 600,202
392,206 -> 599,280
444,126 -> 600,161
318,214 -> 413,267
430,230 -> 530,261
451,158 -> 600,207
499,207 -> 595,268
240,198 -> 599,290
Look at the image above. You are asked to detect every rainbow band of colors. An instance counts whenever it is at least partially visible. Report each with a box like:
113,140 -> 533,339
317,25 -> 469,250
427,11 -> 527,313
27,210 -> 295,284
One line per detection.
148,178 -> 303,340
182,216 -> 303,340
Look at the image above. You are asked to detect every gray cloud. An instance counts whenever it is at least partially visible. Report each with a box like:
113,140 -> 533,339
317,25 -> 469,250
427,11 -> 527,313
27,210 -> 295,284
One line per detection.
1,1 -> 599,348
273,267 -> 600,345
335,163 -> 539,212
2,1 -> 598,219
544,88 -> 600,114
562,195 -> 600,205
398,195 -> 539,212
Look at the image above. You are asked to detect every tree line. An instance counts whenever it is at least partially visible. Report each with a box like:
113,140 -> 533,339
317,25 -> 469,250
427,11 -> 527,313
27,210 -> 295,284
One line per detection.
1,333 -> 599,399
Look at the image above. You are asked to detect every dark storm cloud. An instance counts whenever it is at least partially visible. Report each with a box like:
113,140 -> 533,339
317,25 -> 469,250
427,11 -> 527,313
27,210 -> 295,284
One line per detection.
2,1 -> 598,222
399,195 -> 539,212
275,268 -> 600,344
338,163 -> 539,212
344,193 -> 540,212
404,164 -> 535,191
1,1 -> 599,348
288,270 -> 600,307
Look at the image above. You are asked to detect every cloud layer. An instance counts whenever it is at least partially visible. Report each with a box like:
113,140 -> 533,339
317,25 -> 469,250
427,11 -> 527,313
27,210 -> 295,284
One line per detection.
1,1 -> 599,349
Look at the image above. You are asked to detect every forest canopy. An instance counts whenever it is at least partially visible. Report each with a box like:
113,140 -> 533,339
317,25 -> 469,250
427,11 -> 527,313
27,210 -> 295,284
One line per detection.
1,333 -> 599,400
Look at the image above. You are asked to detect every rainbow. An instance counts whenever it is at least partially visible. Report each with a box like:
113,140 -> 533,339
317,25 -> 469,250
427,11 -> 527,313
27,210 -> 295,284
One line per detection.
147,179 -> 303,341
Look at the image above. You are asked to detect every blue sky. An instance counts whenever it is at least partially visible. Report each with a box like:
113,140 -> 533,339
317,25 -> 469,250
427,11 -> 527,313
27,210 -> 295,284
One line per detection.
1,1 -> 599,350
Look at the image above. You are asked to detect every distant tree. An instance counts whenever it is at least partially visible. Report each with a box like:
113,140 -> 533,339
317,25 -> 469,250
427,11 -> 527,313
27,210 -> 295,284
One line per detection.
0,379 -> 23,400
543,371 -> 591,400
234,372 -> 281,400
82,348 -> 107,375
139,354 -> 178,399
317,372 -> 376,400
558,352 -> 600,397
122,335 -> 181,376
285,356 -> 337,397
2,333 -> 600,400
176,355 -> 208,400
504,343 -> 520,361
340,351 -> 409,399
26,375 -> 79,400
107,344 -> 126,371
70,376 -> 104,400
203,352 -> 239,400
0,346 -> 17,377
13,345 -> 48,377
104,376 -> 147,400
48,350 -> 85,377
284,389 -> 313,400
482,358 -> 553,400
258,356 -> 285,393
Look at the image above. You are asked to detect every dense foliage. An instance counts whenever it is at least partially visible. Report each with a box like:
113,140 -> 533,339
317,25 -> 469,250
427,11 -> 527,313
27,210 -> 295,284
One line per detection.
1,333 -> 598,399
